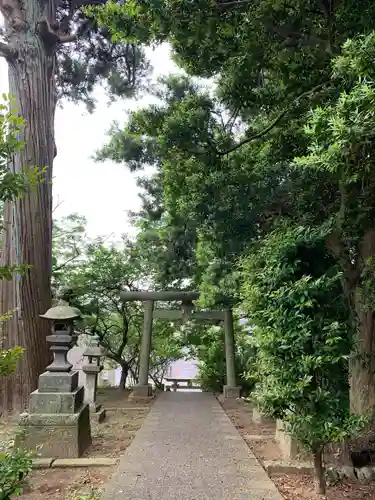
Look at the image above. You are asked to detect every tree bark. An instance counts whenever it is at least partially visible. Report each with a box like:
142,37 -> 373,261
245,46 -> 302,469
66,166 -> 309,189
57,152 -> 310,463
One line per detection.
0,0 -> 56,412
118,363 -> 128,390
350,301 -> 375,415
350,229 -> 375,416
313,448 -> 326,495
327,227 -> 375,417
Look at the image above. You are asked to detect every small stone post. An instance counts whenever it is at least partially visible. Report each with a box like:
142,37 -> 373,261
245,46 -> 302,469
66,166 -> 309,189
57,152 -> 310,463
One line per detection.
275,419 -> 311,460
18,300 -> 92,458
82,336 -> 106,423
132,299 -> 154,398
223,309 -> 241,399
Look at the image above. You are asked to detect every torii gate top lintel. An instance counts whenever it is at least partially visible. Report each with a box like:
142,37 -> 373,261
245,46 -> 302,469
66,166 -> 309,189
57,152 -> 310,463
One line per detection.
120,290 -> 199,303
120,290 -> 227,320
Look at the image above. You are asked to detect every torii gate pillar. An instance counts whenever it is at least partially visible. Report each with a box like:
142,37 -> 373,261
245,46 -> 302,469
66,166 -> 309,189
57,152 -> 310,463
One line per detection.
223,309 -> 241,399
135,299 -> 154,398
121,291 -> 241,399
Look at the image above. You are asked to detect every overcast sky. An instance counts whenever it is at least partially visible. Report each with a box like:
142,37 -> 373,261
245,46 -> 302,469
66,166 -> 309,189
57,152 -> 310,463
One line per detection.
0,43 -> 178,240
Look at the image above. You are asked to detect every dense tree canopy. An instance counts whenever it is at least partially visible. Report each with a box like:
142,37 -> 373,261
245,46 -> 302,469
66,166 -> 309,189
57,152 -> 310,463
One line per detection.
94,0 -> 375,419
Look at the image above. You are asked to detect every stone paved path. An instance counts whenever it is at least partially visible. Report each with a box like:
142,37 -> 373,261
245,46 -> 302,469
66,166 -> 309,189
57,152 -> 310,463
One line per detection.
102,392 -> 282,500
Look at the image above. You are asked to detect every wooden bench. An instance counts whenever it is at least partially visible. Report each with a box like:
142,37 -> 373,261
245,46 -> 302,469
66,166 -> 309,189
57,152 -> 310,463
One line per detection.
164,377 -> 201,392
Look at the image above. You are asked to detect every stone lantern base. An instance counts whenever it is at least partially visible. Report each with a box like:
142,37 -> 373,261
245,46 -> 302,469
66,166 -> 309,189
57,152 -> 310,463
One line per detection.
82,362 -> 107,423
18,370 -> 92,458
89,402 -> 106,423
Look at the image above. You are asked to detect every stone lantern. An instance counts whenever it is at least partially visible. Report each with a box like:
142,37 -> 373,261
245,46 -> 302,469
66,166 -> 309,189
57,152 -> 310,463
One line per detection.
19,300 -> 92,458
40,299 -> 82,373
82,335 -> 106,422
181,299 -> 194,322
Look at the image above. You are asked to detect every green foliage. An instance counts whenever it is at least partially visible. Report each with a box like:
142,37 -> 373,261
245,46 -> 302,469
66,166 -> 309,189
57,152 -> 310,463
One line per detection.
196,327 -> 226,393
240,224 -> 365,452
95,75 -> 211,289
95,0 -> 375,304
0,448 -> 33,500
0,346 -> 24,377
95,74 -> 268,298
52,212 -> 88,297
52,215 -> 183,386
32,3 -> 151,110
293,30 -> 375,258
0,96 -> 29,210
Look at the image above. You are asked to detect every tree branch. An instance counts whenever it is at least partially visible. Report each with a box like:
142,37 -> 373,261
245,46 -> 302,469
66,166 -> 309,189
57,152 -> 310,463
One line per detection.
57,19 -> 94,46
0,41 -> 16,60
53,251 -> 80,272
216,0 -> 251,9
116,313 -> 129,358
59,34 -> 78,44
266,23 -> 326,47
37,16 -> 59,48
217,82 -> 329,156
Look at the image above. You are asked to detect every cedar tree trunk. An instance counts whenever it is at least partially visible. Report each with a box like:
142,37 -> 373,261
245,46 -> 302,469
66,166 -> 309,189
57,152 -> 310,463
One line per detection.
0,0 -> 59,412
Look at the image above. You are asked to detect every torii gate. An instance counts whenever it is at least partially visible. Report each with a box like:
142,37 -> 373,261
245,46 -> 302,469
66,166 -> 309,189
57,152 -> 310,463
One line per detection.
120,290 -> 240,399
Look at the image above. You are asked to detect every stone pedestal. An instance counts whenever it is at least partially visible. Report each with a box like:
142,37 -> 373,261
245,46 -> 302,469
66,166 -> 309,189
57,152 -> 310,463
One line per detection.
19,370 -> 92,458
89,402 -> 106,423
82,358 -> 106,423
131,384 -> 153,398
275,419 -> 310,460
223,385 -> 241,399
252,407 -> 271,424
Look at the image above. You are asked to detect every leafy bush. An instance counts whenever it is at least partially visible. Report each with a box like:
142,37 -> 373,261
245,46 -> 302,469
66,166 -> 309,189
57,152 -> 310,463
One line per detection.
0,344 -> 33,499
241,224 -> 365,494
0,344 -> 33,500
0,447 -> 33,500
197,330 -> 226,393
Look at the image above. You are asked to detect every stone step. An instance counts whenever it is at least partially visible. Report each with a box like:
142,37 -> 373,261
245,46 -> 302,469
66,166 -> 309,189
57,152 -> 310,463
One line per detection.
264,460 -> 314,475
244,433 -> 274,440
32,457 -> 118,469
52,457 -> 117,468
32,458 -> 54,469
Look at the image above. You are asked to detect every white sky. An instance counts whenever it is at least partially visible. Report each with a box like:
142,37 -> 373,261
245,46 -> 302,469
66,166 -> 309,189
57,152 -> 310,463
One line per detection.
0,43 -> 179,240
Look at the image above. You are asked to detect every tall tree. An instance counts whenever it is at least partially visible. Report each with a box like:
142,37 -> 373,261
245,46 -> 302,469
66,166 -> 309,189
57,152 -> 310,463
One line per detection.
0,0 -> 149,411
294,33 -> 375,415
